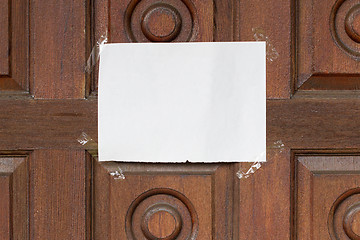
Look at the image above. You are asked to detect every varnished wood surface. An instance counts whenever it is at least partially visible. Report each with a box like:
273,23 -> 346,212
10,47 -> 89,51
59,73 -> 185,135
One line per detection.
1,98 -> 360,150
0,0 -> 29,92
30,150 -> 90,239
0,156 -> 28,239
0,176 -> 11,239
31,0 -> 88,99
94,161 -> 234,239
2,0 -> 360,238
238,0 -> 293,99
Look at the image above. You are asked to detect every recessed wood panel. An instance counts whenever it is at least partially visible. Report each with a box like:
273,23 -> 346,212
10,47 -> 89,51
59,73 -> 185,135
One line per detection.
0,176 -> 11,239
238,0 -> 293,99
235,148 -> 291,239
31,0 -> 88,99
30,150 -> 90,239
297,0 -> 360,93
94,161 -> 235,239
89,0 -> 235,95
296,155 -> 360,239
0,0 -> 10,76
0,0 -> 29,94
0,156 -> 29,240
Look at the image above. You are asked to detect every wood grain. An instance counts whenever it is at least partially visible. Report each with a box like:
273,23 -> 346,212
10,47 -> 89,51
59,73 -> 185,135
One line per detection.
93,161 -> 234,239
238,0 -> 293,99
0,0 -> 29,93
89,0 -> 234,94
1,99 -> 360,150
31,0 -> 87,99
297,0 -> 360,92
235,148 -> 291,239
0,156 -> 29,240
0,176 -> 11,239
30,150 -> 89,239
0,0 -> 9,75
296,155 -> 360,239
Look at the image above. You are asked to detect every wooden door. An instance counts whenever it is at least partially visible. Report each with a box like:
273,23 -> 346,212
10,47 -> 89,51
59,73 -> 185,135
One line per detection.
1,0 -> 360,239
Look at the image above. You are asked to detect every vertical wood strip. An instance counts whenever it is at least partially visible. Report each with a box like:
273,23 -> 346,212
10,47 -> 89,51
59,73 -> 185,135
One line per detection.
12,157 -> 29,240
31,0 -> 87,99
30,150 -> 87,239
238,0 -> 292,98
0,0 -> 10,75
0,176 -> 11,239
12,0 -> 30,91
237,149 -> 291,239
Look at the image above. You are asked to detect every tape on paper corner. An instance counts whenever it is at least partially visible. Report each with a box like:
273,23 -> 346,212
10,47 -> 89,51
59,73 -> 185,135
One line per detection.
236,151 -> 266,179
85,32 -> 108,73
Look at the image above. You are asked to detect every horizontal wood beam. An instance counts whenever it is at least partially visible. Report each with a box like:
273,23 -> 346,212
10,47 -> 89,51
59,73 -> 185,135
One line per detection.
0,99 -> 359,150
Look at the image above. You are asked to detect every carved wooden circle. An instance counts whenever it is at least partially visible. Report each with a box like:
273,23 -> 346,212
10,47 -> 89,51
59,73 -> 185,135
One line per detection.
343,203 -> 360,239
328,188 -> 360,239
125,188 -> 198,240
345,4 -> 360,43
141,204 -> 182,239
330,0 -> 360,60
125,0 -> 197,42
141,3 -> 182,42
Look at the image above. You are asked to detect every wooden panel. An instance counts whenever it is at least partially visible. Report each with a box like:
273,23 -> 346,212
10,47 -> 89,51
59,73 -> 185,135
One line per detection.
0,0 -> 29,94
235,148 -> 291,239
238,0 -> 293,99
0,176 -> 11,239
1,98 -> 360,150
296,155 -> 360,239
0,99 -> 97,150
89,0 -> 235,95
108,0 -> 213,43
94,161 -> 234,239
30,150 -> 90,239
0,0 -> 9,75
0,156 -> 29,240
297,0 -> 360,93
31,0 -> 88,99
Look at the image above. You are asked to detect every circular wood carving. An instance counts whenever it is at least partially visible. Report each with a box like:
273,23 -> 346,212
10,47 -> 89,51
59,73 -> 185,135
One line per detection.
330,0 -> 360,60
345,4 -> 360,43
328,188 -> 360,239
141,3 -> 182,42
125,188 -> 198,240
125,0 -> 197,42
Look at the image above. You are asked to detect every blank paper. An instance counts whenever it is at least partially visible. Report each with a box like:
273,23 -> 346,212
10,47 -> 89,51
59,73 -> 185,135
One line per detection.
98,42 -> 266,162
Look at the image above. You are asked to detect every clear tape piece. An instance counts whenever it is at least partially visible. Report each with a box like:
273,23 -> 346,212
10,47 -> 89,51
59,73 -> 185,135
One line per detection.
77,132 -> 98,157
236,151 -> 265,179
85,32 -> 108,73
109,167 -> 126,180
236,161 -> 262,179
252,27 -> 279,62
77,132 -> 93,145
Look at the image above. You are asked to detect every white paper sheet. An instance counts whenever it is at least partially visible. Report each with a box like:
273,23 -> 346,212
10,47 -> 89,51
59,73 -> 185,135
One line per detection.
98,42 -> 266,162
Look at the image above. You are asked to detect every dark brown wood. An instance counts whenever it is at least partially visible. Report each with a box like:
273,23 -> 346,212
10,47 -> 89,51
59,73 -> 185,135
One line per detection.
90,0 -> 233,94
0,0 -> 29,93
30,0 -> 88,99
0,0 -> 9,76
0,99 -> 97,150
238,0 -> 293,99
30,150 -> 89,239
0,156 -> 29,240
296,155 -> 360,239
0,176 -> 11,239
94,161 -> 235,239
1,0 -> 360,239
2,99 -> 360,150
297,0 -> 360,93
235,149 -> 291,239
